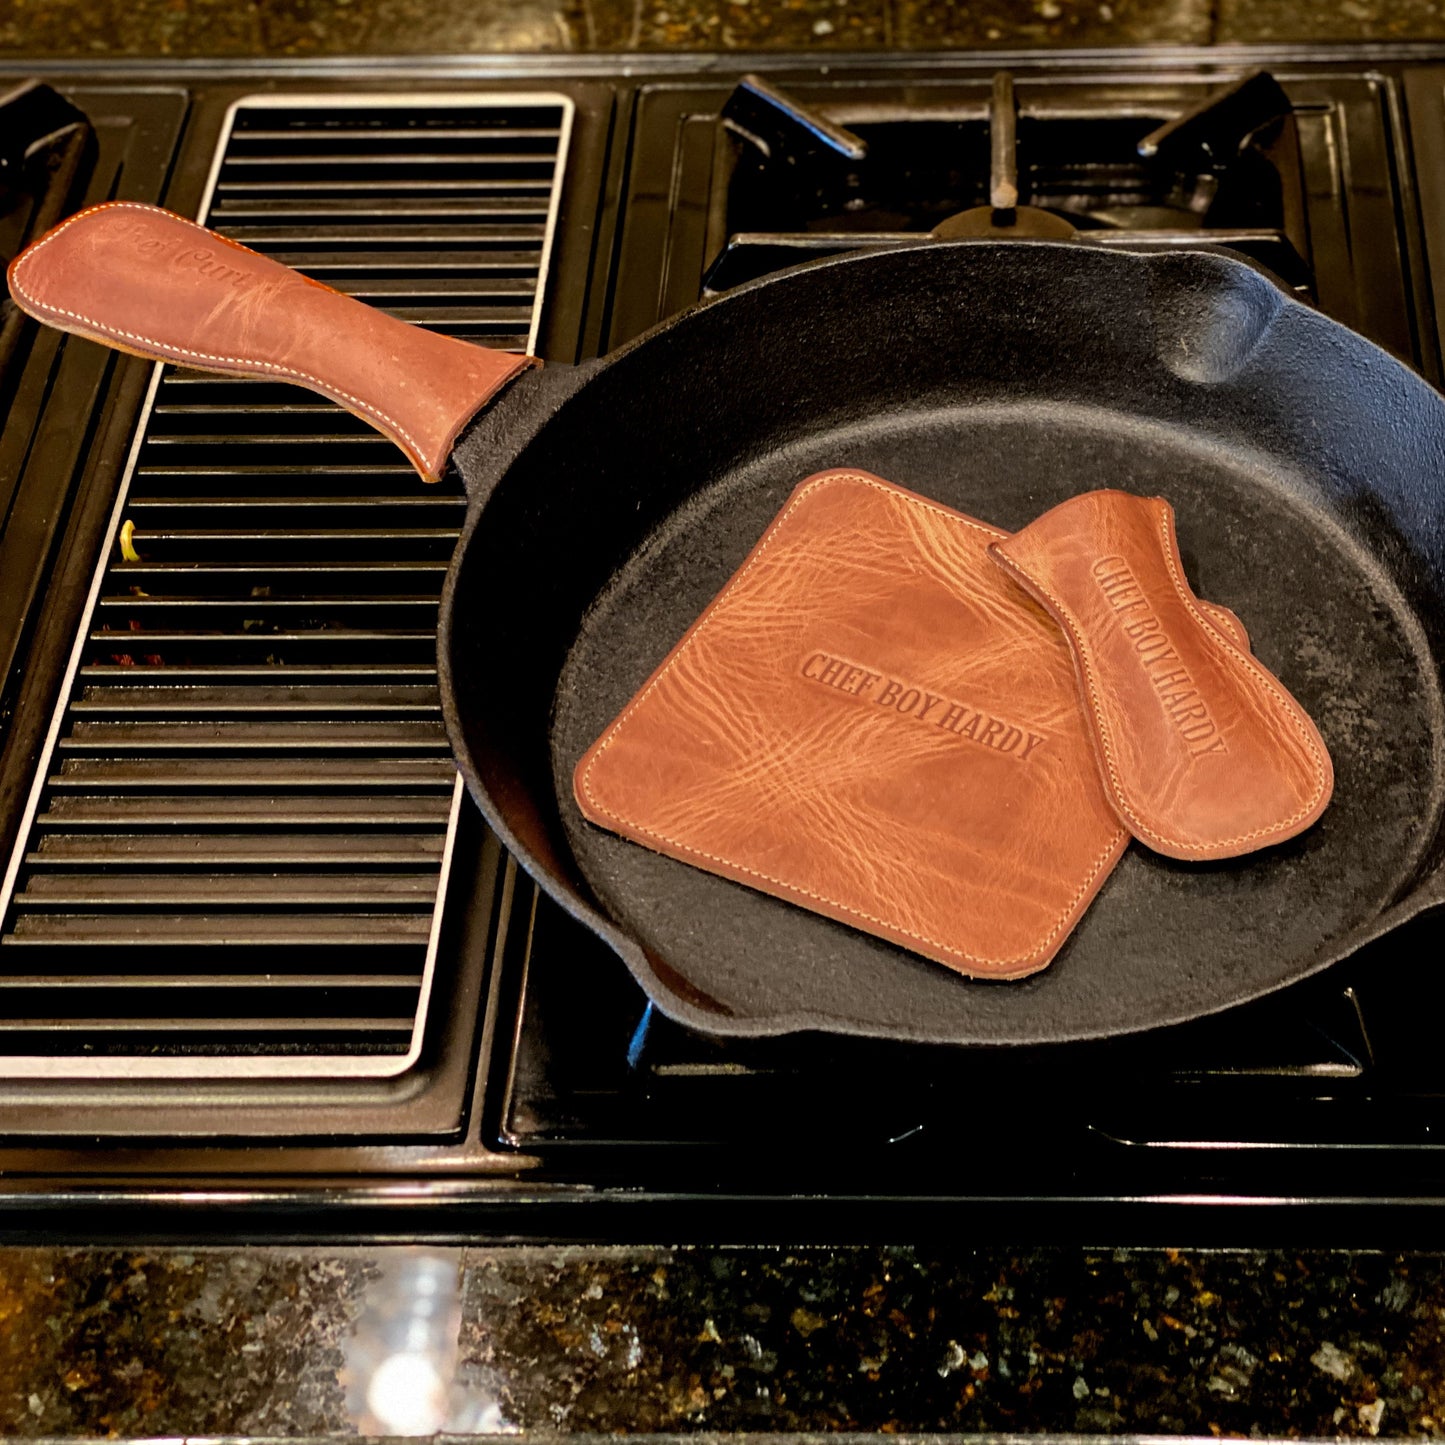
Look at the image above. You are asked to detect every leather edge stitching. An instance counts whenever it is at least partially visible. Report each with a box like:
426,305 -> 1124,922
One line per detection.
6,201 -> 531,480
595,808 -> 1126,975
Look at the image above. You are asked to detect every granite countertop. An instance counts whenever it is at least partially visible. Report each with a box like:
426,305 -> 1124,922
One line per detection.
0,1245 -> 1440,1437
0,0 -> 1444,58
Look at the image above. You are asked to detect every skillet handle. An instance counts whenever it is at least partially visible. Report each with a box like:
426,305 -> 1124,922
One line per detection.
5,201 -> 539,482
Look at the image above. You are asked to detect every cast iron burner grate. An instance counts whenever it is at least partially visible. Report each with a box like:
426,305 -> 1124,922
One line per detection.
705,70 -> 1314,296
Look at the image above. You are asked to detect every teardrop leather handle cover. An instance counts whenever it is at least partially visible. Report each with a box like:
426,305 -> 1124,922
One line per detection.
988,490 -> 1333,861
5,201 -> 539,482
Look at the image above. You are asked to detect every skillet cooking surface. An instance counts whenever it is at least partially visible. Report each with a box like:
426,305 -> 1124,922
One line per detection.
550,402 -> 1438,1042
444,242 -> 1445,1045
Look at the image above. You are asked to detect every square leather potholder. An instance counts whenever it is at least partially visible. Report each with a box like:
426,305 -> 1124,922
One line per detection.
574,469 -> 1131,979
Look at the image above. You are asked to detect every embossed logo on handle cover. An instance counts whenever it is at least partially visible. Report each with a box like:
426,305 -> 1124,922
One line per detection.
989,489 -> 1333,861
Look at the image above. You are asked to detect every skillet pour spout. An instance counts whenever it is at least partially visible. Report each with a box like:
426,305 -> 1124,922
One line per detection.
8,200 -> 1445,1047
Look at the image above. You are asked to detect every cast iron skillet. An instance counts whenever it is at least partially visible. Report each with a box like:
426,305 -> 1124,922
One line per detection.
14,213 -> 1445,1045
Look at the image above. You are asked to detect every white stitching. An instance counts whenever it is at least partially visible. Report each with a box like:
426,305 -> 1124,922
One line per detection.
579,470 -> 1128,973
991,496 -> 1330,854
8,201 -> 450,472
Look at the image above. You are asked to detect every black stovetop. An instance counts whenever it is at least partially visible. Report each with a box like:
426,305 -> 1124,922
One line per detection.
2,51 -> 1445,1238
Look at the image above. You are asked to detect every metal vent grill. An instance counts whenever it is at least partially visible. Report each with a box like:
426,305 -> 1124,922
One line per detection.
0,93 -> 572,1079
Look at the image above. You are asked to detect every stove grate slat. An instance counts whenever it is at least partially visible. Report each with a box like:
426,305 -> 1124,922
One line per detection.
0,95 -> 570,1076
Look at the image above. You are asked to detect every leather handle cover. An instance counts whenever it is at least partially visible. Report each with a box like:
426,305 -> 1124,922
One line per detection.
5,201 -> 539,482
988,489 -> 1333,861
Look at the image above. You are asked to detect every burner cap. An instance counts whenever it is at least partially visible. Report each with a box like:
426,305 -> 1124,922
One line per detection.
931,204 -> 1077,241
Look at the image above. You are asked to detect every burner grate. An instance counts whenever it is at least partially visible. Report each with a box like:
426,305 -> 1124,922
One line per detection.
0,94 -> 571,1078
707,72 -> 1313,298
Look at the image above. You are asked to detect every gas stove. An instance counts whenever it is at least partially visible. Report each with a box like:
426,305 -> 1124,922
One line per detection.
1,51 -> 1444,1240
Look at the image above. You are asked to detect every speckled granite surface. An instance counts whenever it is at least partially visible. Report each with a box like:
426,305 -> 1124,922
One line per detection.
1,1246 -> 1444,1437
1,0 -> 1444,54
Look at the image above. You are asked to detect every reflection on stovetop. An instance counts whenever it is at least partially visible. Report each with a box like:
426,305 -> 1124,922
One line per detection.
0,82 -> 93,411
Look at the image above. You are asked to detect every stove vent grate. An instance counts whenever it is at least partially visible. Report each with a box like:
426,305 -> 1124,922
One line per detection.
0,94 -> 571,1077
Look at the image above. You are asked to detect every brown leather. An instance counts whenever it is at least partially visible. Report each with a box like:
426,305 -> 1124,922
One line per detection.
988,489 -> 1333,861
5,202 -> 538,482
575,469 -> 1131,980
1201,601 -> 1249,655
